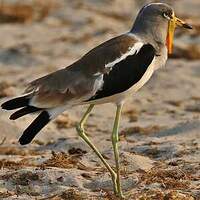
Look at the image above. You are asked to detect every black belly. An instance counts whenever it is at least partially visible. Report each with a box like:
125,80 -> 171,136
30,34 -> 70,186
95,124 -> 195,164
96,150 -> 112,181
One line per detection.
86,44 -> 155,101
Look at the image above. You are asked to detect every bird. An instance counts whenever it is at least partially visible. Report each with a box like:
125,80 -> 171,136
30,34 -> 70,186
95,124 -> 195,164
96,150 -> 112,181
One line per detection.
1,2 -> 192,198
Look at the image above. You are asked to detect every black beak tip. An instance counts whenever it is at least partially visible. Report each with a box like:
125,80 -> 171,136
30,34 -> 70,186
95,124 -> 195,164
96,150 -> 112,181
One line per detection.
183,23 -> 193,29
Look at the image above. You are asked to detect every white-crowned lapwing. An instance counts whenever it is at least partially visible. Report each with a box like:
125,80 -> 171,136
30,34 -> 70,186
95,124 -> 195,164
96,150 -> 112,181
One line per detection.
1,3 -> 192,198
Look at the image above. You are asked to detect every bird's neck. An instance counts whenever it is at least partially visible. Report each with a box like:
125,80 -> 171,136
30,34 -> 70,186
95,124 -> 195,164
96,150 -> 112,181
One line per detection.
131,19 -> 168,50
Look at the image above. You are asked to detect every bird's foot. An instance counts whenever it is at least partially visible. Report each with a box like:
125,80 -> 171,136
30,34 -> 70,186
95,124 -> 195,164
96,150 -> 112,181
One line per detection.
111,173 -> 119,195
116,192 -> 125,199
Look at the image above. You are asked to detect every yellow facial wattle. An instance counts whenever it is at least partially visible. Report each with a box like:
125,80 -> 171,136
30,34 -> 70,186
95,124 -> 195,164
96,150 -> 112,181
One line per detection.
166,16 -> 176,54
166,14 -> 192,54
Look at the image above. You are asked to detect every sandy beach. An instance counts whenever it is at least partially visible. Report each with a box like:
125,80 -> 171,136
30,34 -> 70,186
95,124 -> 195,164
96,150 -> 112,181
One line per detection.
0,0 -> 199,199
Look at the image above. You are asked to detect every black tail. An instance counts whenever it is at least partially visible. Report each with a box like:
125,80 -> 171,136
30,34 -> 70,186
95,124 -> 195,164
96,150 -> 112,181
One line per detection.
19,111 -> 50,145
1,95 -> 30,110
10,106 -> 41,120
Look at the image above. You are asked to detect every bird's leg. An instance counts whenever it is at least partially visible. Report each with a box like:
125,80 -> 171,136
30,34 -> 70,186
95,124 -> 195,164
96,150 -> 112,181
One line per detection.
76,104 -> 118,194
111,103 -> 124,198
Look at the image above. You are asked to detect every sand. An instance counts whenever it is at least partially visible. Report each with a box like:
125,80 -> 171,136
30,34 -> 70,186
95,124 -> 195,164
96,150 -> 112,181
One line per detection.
0,0 -> 199,199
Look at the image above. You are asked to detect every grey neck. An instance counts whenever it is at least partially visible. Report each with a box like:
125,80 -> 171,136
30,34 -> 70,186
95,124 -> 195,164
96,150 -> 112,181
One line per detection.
131,17 -> 168,51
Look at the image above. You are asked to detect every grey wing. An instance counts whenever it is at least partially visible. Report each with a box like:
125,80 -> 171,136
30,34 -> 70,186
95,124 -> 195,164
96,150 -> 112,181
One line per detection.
25,68 -> 101,108
25,34 -> 139,108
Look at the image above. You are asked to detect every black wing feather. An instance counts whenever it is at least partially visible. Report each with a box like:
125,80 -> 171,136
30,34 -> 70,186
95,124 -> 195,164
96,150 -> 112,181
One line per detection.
1,95 -> 30,110
19,111 -> 50,145
87,44 -> 155,101
10,106 -> 41,120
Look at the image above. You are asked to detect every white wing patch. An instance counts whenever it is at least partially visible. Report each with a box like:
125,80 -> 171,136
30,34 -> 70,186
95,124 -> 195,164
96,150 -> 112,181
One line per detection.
104,42 -> 144,69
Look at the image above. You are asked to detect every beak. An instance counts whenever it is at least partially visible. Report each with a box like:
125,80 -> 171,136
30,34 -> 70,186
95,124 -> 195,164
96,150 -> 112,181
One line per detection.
175,18 -> 193,30
166,13 -> 193,54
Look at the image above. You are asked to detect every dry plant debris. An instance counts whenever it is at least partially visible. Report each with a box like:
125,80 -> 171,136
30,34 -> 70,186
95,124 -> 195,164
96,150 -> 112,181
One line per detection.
0,81 -> 15,98
136,190 -> 194,200
172,45 -> 200,60
40,151 -> 90,171
59,189 -> 89,200
166,100 -> 183,107
141,167 -> 191,190
55,113 -> 76,129
0,146 -> 39,156
123,108 -> 139,122
185,104 -> 200,113
0,0 -> 59,23
0,191 -> 13,198
68,147 -> 87,156
0,159 -> 22,169
121,125 -> 165,136
0,158 -> 34,169
1,170 -> 40,185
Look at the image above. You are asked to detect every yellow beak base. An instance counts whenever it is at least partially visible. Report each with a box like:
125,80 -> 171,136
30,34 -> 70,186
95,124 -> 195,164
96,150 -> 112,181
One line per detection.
166,15 -> 192,54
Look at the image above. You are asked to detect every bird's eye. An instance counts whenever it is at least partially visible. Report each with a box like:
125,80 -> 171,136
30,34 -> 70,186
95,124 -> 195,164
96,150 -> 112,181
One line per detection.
163,12 -> 171,20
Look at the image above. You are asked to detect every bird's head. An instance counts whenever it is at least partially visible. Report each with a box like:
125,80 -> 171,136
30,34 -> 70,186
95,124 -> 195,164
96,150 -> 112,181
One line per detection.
132,3 -> 192,54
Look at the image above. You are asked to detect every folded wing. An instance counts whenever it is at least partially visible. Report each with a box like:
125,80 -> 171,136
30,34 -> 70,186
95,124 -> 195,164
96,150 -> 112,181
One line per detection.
26,34 -> 155,108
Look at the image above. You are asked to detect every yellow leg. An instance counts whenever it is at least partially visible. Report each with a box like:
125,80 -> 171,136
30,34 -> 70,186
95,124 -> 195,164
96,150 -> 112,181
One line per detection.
76,105 -> 118,194
112,103 -> 124,198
